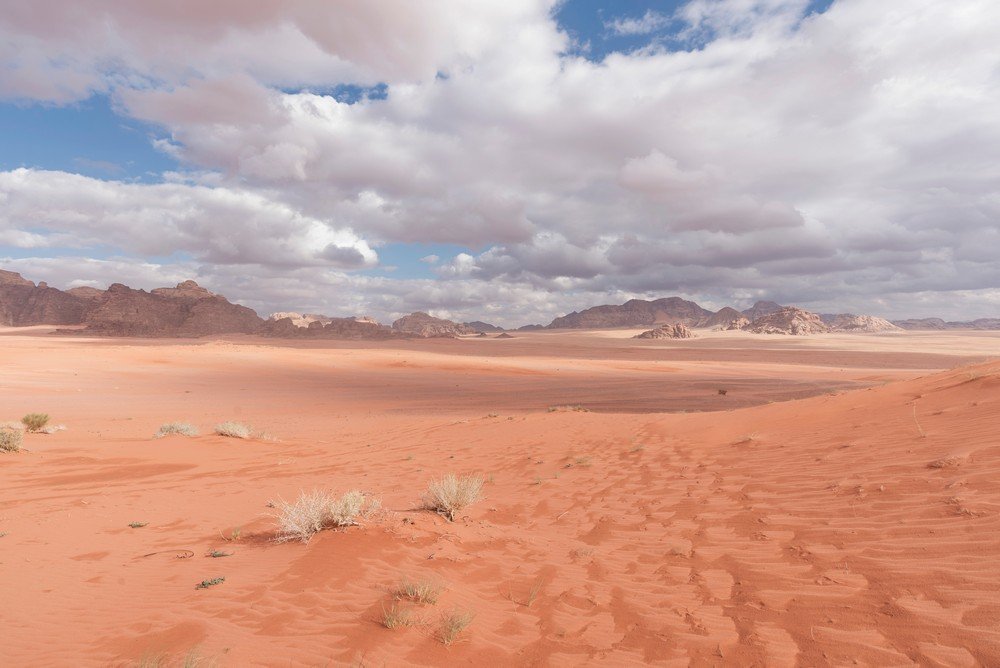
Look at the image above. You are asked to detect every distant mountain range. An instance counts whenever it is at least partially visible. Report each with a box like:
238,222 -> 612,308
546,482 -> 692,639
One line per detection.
2,269 -> 996,338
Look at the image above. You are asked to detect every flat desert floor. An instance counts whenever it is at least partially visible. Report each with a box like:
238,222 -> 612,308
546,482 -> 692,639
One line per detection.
1,328 -> 999,666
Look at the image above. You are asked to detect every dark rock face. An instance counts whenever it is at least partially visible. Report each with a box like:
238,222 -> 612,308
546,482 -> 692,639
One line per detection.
84,282 -> 263,337
391,312 -> 476,337
741,300 -> 784,321
634,323 -> 695,339
700,307 -> 746,329
0,271 -> 93,326
548,297 -> 712,329
463,320 -> 503,333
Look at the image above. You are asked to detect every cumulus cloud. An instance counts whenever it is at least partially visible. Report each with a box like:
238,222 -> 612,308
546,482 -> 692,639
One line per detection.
1,0 -> 1000,322
0,169 -> 377,269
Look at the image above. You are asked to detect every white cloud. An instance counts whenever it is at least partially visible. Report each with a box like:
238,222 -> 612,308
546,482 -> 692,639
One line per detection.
2,0 -> 1000,322
605,10 -> 672,36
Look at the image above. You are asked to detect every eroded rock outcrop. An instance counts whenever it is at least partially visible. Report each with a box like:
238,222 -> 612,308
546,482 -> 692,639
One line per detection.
827,314 -> 902,333
391,312 -> 476,337
634,323 -> 696,339
742,307 -> 828,335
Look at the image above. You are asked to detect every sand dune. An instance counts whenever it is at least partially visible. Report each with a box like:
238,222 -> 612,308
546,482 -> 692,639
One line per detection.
1,330 -> 998,666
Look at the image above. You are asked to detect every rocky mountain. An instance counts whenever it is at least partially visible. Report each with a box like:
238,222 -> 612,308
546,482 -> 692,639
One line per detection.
826,314 -> 901,333
66,286 -> 105,300
391,312 -> 476,337
548,297 -> 712,329
0,270 -> 94,326
741,300 -> 784,321
700,306 -> 748,330
463,320 -> 504,333
84,282 -> 264,337
893,317 -> 1000,330
742,307 -> 829,335
634,324 -> 695,339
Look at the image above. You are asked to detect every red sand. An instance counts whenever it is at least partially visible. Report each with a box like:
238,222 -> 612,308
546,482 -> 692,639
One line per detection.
1,329 -> 998,666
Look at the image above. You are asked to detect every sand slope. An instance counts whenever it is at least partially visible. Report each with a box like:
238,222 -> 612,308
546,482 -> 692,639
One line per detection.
1,333 -> 998,666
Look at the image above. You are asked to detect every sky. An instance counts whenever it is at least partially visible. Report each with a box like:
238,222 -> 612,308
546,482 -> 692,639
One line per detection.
0,0 -> 998,327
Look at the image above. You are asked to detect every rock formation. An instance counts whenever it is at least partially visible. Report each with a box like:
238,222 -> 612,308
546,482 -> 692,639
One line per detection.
741,307 -> 828,335
826,314 -> 902,333
84,282 -> 264,337
893,317 -> 1000,330
548,297 -> 711,329
634,323 -> 696,339
741,300 -> 784,322
0,270 -> 94,326
700,307 -> 747,330
463,320 -> 503,333
391,312 -> 476,337
496,332 -> 515,339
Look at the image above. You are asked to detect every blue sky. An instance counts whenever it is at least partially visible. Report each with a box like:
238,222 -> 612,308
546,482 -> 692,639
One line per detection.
1,0 -> 997,324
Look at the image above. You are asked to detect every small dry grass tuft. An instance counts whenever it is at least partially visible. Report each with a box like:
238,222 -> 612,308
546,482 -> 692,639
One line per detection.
380,602 -> 413,629
155,422 -> 198,438
396,578 -> 444,605
438,608 -> 474,645
21,413 -> 49,432
547,404 -> 590,413
272,489 -> 381,542
0,428 -> 23,453
422,474 -> 484,521
214,421 -> 252,439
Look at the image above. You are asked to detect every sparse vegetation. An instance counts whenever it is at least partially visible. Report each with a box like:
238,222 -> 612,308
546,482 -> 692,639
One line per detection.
21,413 -> 49,433
0,428 -> 23,453
195,577 -> 225,589
214,421 -> 252,439
717,389 -> 728,396
438,608 -> 474,645
155,422 -> 198,438
396,578 -> 444,604
128,521 -> 148,528
380,602 -> 413,629
207,550 -> 232,558
422,473 -> 484,522
272,489 -> 381,542
547,405 -> 590,413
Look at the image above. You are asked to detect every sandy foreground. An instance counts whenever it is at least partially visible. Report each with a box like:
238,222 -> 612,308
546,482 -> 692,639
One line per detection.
1,329 -> 998,666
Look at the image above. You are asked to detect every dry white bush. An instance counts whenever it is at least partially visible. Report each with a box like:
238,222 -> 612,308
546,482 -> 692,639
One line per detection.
0,428 -> 23,453
154,422 -> 198,438
422,474 -> 484,521
214,421 -> 252,439
273,489 -> 381,542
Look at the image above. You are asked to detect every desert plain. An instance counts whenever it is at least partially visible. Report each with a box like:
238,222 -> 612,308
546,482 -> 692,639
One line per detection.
1,327 -> 999,666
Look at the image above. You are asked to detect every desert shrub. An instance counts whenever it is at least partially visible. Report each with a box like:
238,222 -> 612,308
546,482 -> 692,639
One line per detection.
155,422 -> 198,438
380,602 -> 413,629
273,489 -> 381,542
438,608 -> 474,645
21,413 -> 49,432
214,421 -> 252,439
396,578 -> 444,605
0,429 -> 23,453
422,474 -> 484,521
